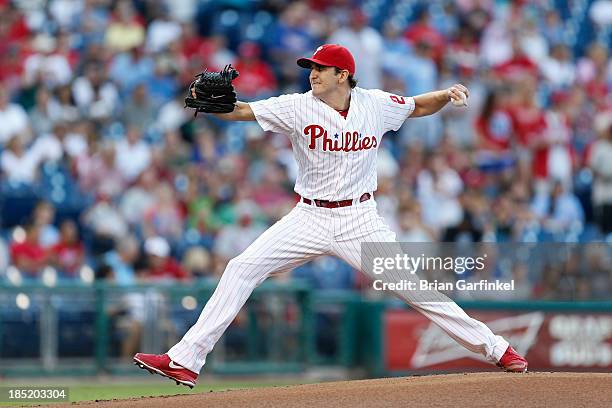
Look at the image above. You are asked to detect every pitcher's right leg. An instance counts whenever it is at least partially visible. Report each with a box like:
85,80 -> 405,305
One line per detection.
164,203 -> 330,374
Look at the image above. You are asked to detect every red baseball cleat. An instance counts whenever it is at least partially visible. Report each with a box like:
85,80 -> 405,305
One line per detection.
497,346 -> 528,373
133,353 -> 198,388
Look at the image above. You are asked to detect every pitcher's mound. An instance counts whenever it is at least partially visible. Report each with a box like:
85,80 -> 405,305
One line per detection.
59,372 -> 612,408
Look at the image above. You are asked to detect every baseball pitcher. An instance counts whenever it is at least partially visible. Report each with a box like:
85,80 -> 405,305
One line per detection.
134,44 -> 528,388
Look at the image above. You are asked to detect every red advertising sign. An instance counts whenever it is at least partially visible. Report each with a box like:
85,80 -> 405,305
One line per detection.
385,310 -> 612,371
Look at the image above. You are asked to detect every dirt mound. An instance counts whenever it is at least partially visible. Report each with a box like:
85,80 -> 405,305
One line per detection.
55,372 -> 612,408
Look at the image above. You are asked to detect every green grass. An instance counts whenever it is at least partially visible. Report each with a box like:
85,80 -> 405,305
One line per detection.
68,381 -> 296,401
0,379 -> 307,406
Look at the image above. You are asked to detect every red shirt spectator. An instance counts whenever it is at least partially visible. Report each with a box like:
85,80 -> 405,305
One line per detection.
509,105 -> 547,148
179,22 -> 208,60
493,38 -> 538,80
447,28 -> 479,76
233,42 -> 278,99
10,224 -> 47,276
508,82 -> 554,179
475,90 -> 514,152
403,10 -> 445,63
148,257 -> 188,281
475,111 -> 513,151
585,72 -> 609,109
50,220 -> 85,276
494,55 -> 539,80
1,5 -> 30,45
143,236 -> 189,281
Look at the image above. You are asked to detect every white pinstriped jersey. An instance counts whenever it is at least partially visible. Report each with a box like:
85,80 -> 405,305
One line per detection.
250,87 -> 415,200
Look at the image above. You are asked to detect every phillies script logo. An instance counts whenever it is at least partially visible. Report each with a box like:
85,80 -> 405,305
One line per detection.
304,124 -> 378,152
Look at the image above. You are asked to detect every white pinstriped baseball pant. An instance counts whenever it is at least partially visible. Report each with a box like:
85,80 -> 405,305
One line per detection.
168,199 -> 509,373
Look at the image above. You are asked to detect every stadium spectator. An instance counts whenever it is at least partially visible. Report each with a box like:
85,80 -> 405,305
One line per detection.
181,246 -> 213,280
588,113 -> 612,235
122,83 -> 157,131
381,21 -> 411,81
541,9 -> 565,46
329,10 -> 384,90
178,21 -> 205,61
76,0 -> 111,47
142,182 -> 184,242
532,262 -> 561,300
50,219 -> 85,277
493,36 -> 539,81
32,201 -> 59,248
10,223 -> 47,277
403,7 -> 445,65
31,121 -> 69,164
148,57 -> 179,107
99,240 -> 147,361
0,134 -> 40,184
83,193 -> 129,254
474,88 -> 514,171
156,91 -> 190,132
109,46 -> 155,95
119,168 -> 158,228
519,18 -> 548,63
103,235 -> 140,286
145,4 -> 182,54
114,125 -> 152,183
143,236 -> 188,281
77,140 -> 125,198
160,129 -> 191,173
531,181 -> 585,234
213,206 -> 266,265
55,31 -> 79,69
28,87 -> 62,136
54,84 -> 80,122
104,0 -> 145,52
446,26 -> 479,77
23,34 -> 72,88
543,92 -> 574,187
232,42 -> 278,100
416,152 -> 463,232
540,44 -> 576,89
479,7 -> 515,67
72,61 -> 119,121
0,85 -> 30,145
442,190 -> 487,242
266,1 -> 315,90
396,201 -> 436,242
396,40 -> 442,147
576,42 -> 608,85
508,77 -> 548,184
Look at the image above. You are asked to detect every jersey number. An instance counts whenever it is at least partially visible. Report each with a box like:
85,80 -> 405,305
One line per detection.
390,95 -> 405,104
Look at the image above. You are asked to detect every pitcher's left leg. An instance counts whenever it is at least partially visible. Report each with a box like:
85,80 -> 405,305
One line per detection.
330,202 -> 512,364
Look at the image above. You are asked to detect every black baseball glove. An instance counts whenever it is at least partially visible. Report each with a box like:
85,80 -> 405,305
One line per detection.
184,64 -> 239,116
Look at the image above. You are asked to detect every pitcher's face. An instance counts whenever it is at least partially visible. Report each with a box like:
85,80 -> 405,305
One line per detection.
309,63 -> 342,97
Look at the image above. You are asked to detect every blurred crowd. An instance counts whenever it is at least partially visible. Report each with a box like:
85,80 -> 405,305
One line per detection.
0,0 -> 610,301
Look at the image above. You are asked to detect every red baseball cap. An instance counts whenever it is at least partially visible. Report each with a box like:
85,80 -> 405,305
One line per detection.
297,44 -> 355,75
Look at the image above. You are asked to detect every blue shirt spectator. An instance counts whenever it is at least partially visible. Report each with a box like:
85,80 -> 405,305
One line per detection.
103,236 -> 140,286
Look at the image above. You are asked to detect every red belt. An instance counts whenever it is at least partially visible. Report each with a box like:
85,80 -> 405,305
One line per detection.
300,193 -> 372,208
